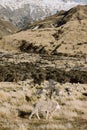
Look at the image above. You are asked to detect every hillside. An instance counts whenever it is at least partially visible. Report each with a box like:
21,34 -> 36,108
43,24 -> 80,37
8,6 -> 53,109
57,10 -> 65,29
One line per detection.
0,5 -> 87,55
0,18 -> 18,37
25,5 -> 87,29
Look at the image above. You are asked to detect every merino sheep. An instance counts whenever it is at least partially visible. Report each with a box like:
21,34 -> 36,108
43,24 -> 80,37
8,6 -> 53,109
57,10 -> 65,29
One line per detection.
29,99 -> 60,120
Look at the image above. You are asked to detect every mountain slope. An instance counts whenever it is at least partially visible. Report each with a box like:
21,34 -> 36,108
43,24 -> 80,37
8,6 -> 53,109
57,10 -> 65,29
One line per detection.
0,0 -> 86,28
20,5 -> 87,30
0,18 -> 18,37
0,5 -> 87,56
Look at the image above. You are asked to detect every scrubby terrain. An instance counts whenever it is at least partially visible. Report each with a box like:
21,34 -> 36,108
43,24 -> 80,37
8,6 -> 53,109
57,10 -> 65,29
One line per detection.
0,5 -> 87,130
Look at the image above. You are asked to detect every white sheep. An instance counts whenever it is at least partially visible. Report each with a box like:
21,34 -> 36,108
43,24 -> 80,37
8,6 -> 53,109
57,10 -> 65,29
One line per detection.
29,99 -> 60,120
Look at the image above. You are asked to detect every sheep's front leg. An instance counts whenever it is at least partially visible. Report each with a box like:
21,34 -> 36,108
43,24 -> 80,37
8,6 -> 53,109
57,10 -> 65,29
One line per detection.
29,112 -> 33,119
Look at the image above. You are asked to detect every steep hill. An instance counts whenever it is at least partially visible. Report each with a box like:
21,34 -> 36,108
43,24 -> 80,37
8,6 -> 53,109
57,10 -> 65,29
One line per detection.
25,5 -> 87,29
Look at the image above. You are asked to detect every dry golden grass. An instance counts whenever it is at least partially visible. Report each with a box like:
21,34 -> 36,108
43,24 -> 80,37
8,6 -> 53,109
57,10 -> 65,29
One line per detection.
0,90 -> 11,102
